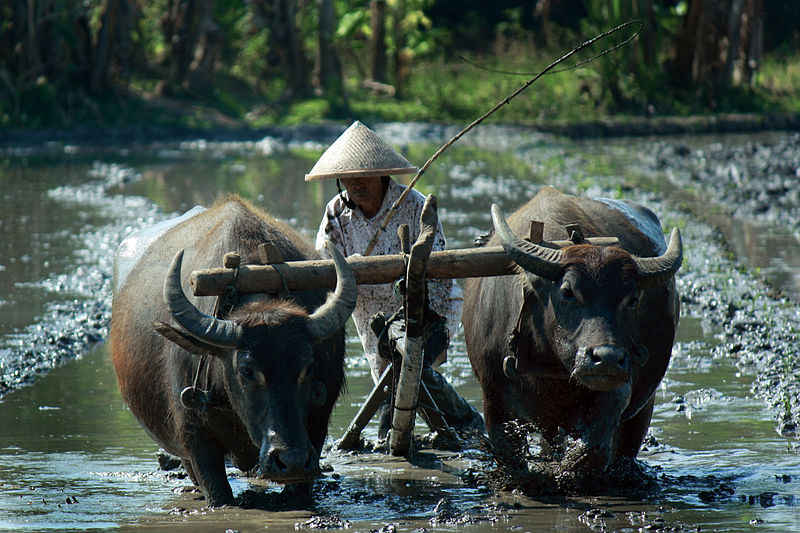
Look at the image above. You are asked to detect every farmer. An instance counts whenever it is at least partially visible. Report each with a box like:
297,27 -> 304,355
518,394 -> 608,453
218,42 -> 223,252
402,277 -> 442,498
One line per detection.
306,121 -> 484,439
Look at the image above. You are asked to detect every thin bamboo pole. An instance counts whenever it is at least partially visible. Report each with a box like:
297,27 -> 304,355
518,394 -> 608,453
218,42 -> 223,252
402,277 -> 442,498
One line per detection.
360,21 -> 643,256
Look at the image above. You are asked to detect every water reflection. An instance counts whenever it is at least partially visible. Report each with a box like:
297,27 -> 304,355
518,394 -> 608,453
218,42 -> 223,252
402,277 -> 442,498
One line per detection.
0,345 -> 180,531
113,150 -> 334,238
0,159 -> 101,338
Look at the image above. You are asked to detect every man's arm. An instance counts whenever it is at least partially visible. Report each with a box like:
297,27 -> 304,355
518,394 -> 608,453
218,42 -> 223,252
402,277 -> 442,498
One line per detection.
427,217 -> 463,338
315,201 -> 347,258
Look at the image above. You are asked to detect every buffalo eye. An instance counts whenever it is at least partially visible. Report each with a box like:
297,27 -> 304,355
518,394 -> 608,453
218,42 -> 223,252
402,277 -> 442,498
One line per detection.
236,353 -> 258,381
620,293 -> 639,310
239,363 -> 256,381
624,292 -> 640,309
559,282 -> 576,302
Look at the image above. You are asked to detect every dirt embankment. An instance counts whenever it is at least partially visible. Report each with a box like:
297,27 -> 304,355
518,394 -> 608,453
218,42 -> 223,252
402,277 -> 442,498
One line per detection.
541,112 -> 800,139
3,112 -> 800,148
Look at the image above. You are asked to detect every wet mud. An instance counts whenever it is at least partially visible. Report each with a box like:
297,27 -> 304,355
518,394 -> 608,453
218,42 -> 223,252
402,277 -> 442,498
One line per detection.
650,133 -> 800,241
642,135 -> 800,439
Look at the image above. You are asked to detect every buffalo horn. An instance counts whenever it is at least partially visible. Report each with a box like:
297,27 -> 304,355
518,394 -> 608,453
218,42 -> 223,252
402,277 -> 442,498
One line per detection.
491,204 -> 564,281
632,227 -> 683,290
164,250 -> 243,348
307,240 -> 357,341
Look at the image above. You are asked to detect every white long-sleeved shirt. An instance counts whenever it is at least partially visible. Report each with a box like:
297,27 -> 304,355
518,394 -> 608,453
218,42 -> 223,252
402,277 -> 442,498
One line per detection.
314,179 -> 463,383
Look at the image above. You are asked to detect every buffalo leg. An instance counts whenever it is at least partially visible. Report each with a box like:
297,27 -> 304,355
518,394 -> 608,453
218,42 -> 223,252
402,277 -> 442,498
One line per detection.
563,385 -> 632,475
483,391 -> 528,470
183,434 -> 233,506
615,395 -> 655,458
181,458 -> 200,487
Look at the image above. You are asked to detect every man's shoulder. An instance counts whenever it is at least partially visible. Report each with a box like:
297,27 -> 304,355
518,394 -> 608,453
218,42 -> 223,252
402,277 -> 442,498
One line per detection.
388,180 -> 426,206
323,194 -> 348,215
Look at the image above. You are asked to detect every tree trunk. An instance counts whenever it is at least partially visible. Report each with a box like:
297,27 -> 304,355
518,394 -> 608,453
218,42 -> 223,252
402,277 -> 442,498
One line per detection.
315,0 -> 349,112
671,0 -> 705,88
640,0 -> 656,68
533,0 -> 552,45
671,0 -> 731,94
253,0 -> 309,97
164,0 -> 213,90
723,0 -> 747,88
188,22 -> 223,89
284,0 -> 308,96
672,0 -> 765,92
91,0 -> 119,92
25,0 -> 42,79
743,0 -> 763,86
72,5 -> 95,86
392,0 -> 407,98
114,0 -> 135,84
186,0 -> 217,89
370,0 -> 387,83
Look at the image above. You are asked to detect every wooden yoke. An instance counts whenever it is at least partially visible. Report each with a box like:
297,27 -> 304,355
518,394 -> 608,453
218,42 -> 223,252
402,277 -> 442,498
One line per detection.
190,234 -> 618,297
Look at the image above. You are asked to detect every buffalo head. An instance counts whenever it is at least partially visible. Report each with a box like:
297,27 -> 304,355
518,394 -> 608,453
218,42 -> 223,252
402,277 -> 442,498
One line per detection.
491,204 -> 682,392
157,240 -> 356,483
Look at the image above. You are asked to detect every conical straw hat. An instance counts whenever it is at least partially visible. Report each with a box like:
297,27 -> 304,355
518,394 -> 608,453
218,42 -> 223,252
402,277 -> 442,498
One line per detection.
304,121 -> 417,181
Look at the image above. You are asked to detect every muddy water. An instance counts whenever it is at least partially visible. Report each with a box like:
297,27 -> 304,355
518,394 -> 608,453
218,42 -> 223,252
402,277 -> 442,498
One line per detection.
0,127 -> 798,531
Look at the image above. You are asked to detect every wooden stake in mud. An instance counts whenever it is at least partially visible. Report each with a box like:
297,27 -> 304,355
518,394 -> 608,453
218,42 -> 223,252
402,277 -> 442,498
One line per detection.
361,20 -> 643,257
389,195 -> 437,456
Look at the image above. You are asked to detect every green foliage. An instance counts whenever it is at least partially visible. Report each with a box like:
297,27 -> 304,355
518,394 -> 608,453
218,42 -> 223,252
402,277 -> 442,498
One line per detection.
758,55 -> 800,113
2,0 -> 800,129
136,0 -> 170,61
393,47 -> 613,125
335,0 -> 438,86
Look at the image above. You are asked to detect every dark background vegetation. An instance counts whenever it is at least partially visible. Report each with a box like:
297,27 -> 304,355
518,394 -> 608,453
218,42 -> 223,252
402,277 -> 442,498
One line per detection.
1,0 -> 799,130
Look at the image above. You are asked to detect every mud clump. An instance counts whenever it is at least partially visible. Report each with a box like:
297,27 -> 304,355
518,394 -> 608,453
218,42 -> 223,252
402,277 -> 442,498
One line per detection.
463,421 -> 659,498
428,498 -> 513,526
295,515 -> 352,529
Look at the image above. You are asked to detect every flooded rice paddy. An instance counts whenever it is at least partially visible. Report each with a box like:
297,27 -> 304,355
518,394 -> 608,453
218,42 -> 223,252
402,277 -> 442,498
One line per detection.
0,125 -> 798,531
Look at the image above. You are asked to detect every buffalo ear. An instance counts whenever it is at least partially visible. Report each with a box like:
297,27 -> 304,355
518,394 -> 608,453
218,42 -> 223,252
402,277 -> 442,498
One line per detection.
153,321 -> 225,357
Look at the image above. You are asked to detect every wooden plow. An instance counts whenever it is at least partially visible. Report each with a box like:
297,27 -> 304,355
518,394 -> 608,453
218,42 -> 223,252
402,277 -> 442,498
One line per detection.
190,197 -> 618,457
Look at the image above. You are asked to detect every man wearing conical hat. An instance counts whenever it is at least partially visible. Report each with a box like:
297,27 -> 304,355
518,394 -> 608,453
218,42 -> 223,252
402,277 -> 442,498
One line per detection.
307,121 -> 484,439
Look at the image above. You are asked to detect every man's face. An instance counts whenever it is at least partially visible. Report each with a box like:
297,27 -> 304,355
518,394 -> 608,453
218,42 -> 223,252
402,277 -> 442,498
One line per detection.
340,177 -> 386,216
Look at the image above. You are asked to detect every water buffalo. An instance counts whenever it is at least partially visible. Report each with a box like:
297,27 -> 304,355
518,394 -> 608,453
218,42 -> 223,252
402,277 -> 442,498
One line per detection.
463,187 -> 681,483
110,197 -> 356,506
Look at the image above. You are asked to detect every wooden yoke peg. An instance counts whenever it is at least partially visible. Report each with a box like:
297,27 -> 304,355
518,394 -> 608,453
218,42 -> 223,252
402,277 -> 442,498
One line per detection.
258,242 -> 284,264
223,252 -> 241,269
565,223 -> 585,244
528,220 -> 544,243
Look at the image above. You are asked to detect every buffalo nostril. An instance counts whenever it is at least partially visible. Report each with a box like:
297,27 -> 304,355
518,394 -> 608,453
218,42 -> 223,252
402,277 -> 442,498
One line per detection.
590,345 -> 628,369
277,449 -> 310,472
273,454 -> 288,472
